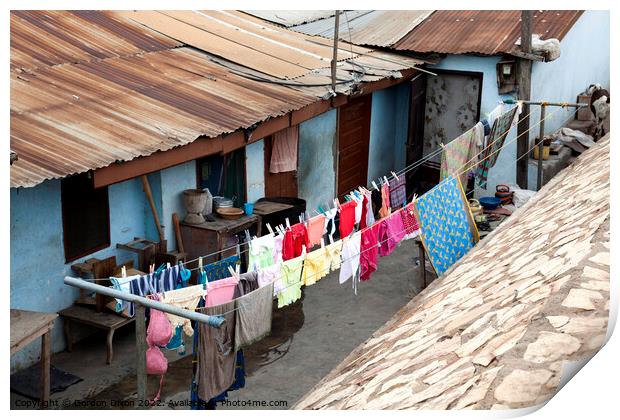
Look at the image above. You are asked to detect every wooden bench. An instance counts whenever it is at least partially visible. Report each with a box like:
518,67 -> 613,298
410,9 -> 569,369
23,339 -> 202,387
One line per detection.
59,305 -> 134,365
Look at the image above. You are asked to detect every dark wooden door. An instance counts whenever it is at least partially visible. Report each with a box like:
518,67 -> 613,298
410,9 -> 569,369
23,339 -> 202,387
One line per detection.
264,135 -> 298,197
406,74 -> 427,194
337,95 -> 371,198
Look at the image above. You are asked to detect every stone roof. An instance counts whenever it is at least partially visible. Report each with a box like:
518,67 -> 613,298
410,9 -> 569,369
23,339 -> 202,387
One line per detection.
295,135 -> 610,410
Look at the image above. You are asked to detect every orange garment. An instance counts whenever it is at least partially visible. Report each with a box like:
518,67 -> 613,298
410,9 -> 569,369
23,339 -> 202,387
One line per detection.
307,215 -> 326,248
378,183 -> 391,219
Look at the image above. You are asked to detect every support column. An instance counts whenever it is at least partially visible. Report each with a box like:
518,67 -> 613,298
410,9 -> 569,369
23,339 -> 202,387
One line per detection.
516,10 -> 533,188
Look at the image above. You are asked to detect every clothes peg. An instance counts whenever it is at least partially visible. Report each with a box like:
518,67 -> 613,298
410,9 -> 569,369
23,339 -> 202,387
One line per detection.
383,176 -> 389,185
371,180 -> 379,191
149,263 -> 155,274
121,266 -> 127,278
320,238 -> 325,248
285,218 -> 290,228
198,256 -> 204,273
228,265 -> 238,279
236,243 -> 241,256
266,223 -> 274,235
166,262 -> 171,269
236,262 -> 241,276
391,171 -> 399,181
329,233 -> 334,244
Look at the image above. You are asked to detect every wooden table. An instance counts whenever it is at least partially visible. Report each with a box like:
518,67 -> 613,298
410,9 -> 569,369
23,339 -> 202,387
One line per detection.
59,305 -> 135,365
10,309 -> 58,405
181,214 -> 261,265
252,200 -> 294,216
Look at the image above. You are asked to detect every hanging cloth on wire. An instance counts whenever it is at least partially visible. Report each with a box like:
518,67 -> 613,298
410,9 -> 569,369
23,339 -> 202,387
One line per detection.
476,106 -> 519,189
415,176 -> 479,276
440,122 -> 485,187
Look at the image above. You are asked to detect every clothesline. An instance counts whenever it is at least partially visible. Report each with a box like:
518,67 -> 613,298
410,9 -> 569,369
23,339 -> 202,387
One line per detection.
179,102 -> 529,270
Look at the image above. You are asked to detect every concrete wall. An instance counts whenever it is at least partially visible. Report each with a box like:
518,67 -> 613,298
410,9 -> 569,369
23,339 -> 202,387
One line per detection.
298,109 -> 338,212
10,177 -> 147,371
246,139 -> 265,203
428,10 -> 610,193
368,83 -> 410,182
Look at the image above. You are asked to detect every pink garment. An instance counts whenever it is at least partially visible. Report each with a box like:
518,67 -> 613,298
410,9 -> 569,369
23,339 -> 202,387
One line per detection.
205,276 -> 239,307
360,223 -> 380,281
257,263 -> 284,296
273,234 -> 284,263
270,126 -> 299,173
307,215 -> 326,248
378,212 -> 406,257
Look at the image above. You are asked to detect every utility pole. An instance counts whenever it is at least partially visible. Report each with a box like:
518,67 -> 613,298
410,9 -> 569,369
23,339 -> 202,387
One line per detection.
331,10 -> 340,94
516,10 -> 532,189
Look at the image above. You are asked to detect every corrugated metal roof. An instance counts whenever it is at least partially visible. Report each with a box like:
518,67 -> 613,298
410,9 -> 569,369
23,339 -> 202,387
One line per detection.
10,10 -> 181,71
291,10 -> 433,47
243,10 -> 336,27
394,10 -> 583,55
11,10 -> 426,188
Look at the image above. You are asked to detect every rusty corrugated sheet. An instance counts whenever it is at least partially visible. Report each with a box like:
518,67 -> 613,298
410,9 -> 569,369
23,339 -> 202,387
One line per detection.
290,10 -> 433,47
243,10 -> 336,27
11,10 -> 427,188
394,10 -> 583,55
10,10 -> 181,71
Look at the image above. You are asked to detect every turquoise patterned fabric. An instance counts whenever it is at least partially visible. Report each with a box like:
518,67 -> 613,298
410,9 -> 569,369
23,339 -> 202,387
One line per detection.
203,255 -> 240,283
415,177 -> 478,276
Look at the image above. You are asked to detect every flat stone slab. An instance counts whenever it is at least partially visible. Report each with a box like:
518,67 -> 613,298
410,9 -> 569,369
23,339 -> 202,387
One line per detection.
524,332 -> 581,363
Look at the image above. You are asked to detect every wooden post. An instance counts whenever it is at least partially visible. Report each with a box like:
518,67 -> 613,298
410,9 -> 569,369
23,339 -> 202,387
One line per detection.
416,239 -> 427,290
40,331 -> 51,407
172,212 -> 185,254
141,175 -> 165,244
331,10 -> 340,93
537,104 -> 547,190
135,305 -> 147,406
516,10 -> 532,189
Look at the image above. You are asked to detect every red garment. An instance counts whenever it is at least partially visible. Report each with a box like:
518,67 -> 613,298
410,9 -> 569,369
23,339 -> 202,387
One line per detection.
282,223 -> 310,261
360,223 -> 379,281
338,200 -> 357,239
401,203 -> 420,235
360,195 -> 369,229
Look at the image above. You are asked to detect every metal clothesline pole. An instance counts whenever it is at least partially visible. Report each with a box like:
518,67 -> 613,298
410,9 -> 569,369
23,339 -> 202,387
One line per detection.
64,276 -> 225,404
503,99 -> 588,189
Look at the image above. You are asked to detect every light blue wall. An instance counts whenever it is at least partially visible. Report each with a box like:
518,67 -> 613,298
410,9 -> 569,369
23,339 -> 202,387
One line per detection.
160,161 -> 197,251
428,10 -> 610,193
368,83 -> 410,182
246,139 -> 265,203
10,177 -> 147,371
298,109 -> 337,212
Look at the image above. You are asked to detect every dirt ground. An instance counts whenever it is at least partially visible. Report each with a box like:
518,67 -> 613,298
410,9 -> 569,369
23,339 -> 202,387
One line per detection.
11,240 -> 431,410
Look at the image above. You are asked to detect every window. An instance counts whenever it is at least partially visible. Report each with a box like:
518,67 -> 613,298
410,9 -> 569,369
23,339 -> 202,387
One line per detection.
197,148 -> 246,208
61,172 -> 110,262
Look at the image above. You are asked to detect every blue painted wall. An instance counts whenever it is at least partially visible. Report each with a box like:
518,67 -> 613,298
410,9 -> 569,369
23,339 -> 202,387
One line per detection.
429,10 -> 610,193
368,83 -> 410,182
160,161 -> 197,251
10,177 -> 147,371
245,139 -> 265,203
298,109 -> 337,212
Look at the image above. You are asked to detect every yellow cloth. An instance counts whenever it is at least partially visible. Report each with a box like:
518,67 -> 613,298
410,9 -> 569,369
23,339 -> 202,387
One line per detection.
302,247 -> 329,286
161,285 -> 206,336
325,240 -> 343,272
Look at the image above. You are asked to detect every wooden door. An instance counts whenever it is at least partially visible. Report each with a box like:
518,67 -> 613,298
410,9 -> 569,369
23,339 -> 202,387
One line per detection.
406,74 -> 427,194
337,95 -> 371,198
264,135 -> 298,197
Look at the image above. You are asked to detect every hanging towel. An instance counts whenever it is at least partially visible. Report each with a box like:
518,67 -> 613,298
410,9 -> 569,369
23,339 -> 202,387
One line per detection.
307,215 -> 326,248
234,282 -> 274,352
339,231 -> 361,285
277,254 -> 304,308
415,176 -> 479,276
360,224 -> 380,281
196,301 -> 236,401
270,126 -> 298,173
476,106 -> 518,189
378,211 -> 406,257
440,122 -> 485,187
161,285 -> 206,336
205,276 -> 238,308
127,266 -> 179,317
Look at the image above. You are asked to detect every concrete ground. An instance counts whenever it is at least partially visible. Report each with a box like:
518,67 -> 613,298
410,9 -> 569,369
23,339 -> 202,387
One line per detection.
11,240 -> 433,410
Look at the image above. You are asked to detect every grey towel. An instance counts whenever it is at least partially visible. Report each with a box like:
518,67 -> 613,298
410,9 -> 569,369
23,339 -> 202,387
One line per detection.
234,282 -> 273,352
196,301 -> 236,401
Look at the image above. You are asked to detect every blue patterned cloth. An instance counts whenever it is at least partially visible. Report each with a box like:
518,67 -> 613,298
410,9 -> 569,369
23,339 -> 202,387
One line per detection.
203,256 -> 240,283
415,177 -> 479,276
